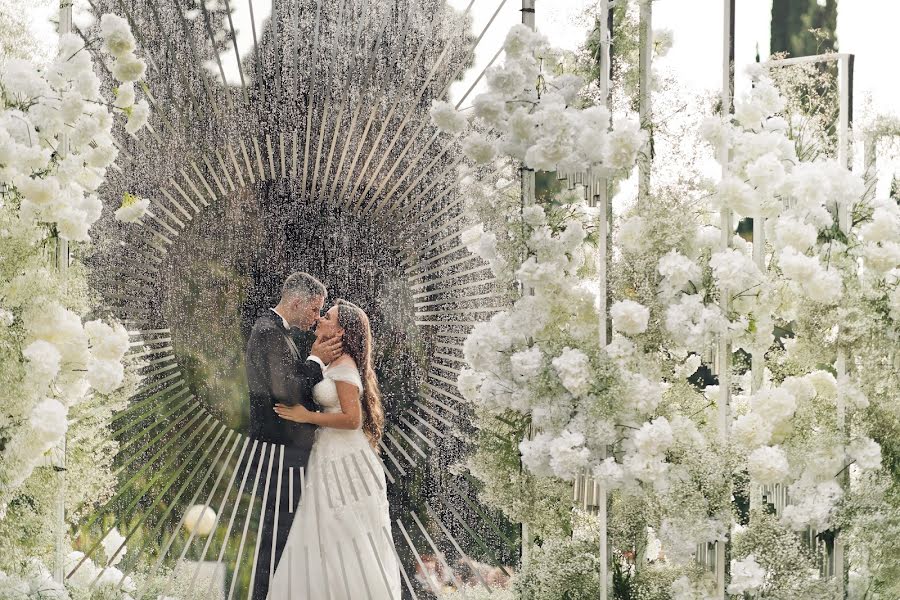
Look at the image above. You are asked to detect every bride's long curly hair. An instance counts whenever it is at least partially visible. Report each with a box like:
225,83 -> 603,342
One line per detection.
336,299 -> 384,450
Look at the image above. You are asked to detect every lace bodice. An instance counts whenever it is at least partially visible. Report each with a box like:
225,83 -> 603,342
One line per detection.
313,362 -> 363,414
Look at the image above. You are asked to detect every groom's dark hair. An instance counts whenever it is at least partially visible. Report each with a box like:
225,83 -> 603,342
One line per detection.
282,272 -> 326,301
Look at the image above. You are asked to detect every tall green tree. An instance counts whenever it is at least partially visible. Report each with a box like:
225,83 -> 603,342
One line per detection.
770,0 -> 838,58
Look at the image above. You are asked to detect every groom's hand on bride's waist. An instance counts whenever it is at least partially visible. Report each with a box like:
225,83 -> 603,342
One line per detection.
311,336 -> 342,365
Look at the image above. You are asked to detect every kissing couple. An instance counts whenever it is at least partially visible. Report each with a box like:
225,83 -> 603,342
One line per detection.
245,272 -> 401,599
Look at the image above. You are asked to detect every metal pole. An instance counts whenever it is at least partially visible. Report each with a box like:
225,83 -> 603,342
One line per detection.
637,0 -> 652,202
519,0 -> 536,569
53,0 -> 73,584
832,52 -> 854,600
716,1 -> 735,597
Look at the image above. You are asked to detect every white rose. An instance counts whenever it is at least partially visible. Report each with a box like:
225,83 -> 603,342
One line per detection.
727,554 -> 767,595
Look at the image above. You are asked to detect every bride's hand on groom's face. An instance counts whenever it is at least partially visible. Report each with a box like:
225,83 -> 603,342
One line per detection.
274,403 -> 312,423
311,335 -> 342,365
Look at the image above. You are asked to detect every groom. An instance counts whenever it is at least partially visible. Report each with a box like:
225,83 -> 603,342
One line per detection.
245,271 -> 341,600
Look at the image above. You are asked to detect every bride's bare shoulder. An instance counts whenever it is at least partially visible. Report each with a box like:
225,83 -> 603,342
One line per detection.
329,355 -> 358,370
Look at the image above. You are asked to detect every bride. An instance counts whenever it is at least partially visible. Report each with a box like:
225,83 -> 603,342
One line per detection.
269,299 -> 401,599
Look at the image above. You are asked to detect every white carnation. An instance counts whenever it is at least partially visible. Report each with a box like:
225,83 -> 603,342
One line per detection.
747,445 -> 790,484
551,347 -> 592,397
848,437 -> 881,471
605,116 -> 645,170
111,52 -> 146,82
657,249 -> 701,298
87,358 -> 125,394
510,346 -> 543,384
616,215 -> 645,253
100,14 -> 136,58
23,340 -> 62,383
461,133 -> 497,164
727,555 -> 767,595
731,412 -> 773,448
429,99 -> 467,134
611,299 -> 650,335
115,195 -> 150,223
125,99 -> 150,134
548,429 -> 590,480
85,319 -> 130,361
114,81 -> 136,109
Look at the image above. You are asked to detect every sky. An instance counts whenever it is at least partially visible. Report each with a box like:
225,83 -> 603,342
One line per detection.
23,0 -> 900,192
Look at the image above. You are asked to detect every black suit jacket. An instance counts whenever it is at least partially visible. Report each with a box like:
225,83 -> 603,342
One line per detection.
245,310 -> 323,460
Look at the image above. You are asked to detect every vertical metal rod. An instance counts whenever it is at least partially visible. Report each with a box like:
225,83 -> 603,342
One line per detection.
833,52 -> 854,599
53,0 -> 73,583
637,0 -> 652,202
716,1 -> 736,597
519,0 -> 536,569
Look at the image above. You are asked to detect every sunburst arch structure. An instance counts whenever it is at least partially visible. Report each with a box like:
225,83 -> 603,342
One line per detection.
70,0 -> 523,596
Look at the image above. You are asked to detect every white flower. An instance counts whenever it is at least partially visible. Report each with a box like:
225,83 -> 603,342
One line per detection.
731,412 -> 773,448
709,247 -> 764,291
114,81 -> 136,109
863,241 -> 900,273
745,152 -> 786,190
456,368 -> 484,403
87,358 -> 125,394
518,433 -> 554,477
653,28 -> 674,57
486,63 -> 527,96
23,340 -> 62,383
848,437 -> 881,471
473,93 -> 507,127
551,347 -> 592,397
860,198 -> 900,243
521,204 -> 546,227
716,176 -> 760,216
782,479 -> 843,530
115,193 -> 150,223
592,457 -> 626,489
629,417 -> 674,458
429,99 -> 467,134
657,249 -> 701,297
55,206 -> 92,241
699,116 -> 732,151
752,387 -> 797,424
548,429 -> 590,480
778,247 -> 843,304
85,319 -> 130,361
747,445 -> 790,484
771,214 -> 817,251
664,294 -> 728,350
605,116 -> 645,170
503,23 -> 541,59
29,398 -> 68,447
673,354 -> 701,379
0,308 -> 14,327
696,224 -> 722,249
461,133 -> 497,164
112,51 -> 147,82
617,215 -> 645,253
728,555 -> 767,595
66,551 -> 100,588
100,14 -> 137,58
125,99 -> 150,134
0,59 -> 52,99
510,347 -> 543,384
101,527 -> 127,566
611,299 -> 650,335
183,504 -> 218,536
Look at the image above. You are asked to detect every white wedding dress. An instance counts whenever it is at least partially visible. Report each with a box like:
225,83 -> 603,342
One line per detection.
267,362 -> 402,600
